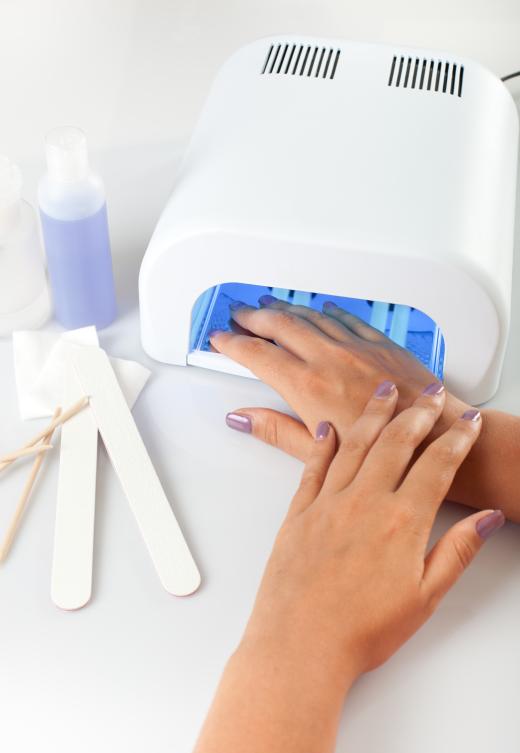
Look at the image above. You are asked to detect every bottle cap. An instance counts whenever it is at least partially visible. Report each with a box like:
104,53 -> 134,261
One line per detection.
0,155 -> 23,238
45,126 -> 89,182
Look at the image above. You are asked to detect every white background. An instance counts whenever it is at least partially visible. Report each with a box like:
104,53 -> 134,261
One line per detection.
1,2 -> 520,752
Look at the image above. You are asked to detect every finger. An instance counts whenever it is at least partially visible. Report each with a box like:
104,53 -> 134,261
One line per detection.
228,302 -> 335,362
258,296 -> 356,344
422,509 -> 505,608
288,421 -> 337,517
397,409 -> 483,519
322,300 -> 387,343
321,380 -> 398,493
353,382 -> 447,492
209,330 -> 304,393
229,318 -> 257,337
225,408 -> 312,461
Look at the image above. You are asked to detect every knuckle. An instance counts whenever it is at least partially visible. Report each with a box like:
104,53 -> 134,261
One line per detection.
416,401 -> 440,421
304,310 -> 324,327
451,536 -> 475,572
337,344 -> 357,364
299,468 -> 322,493
453,420 -> 478,441
429,440 -> 461,467
262,414 -> 280,448
391,503 -> 417,529
304,370 -> 327,396
381,420 -> 420,447
376,502 -> 418,537
244,336 -> 267,357
423,588 -> 442,617
339,432 -> 371,456
272,310 -> 297,331
363,400 -> 393,418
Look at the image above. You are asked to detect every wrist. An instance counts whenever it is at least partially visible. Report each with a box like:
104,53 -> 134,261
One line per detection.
236,627 -> 360,699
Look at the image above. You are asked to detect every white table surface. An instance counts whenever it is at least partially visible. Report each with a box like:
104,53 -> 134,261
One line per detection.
1,134 -> 520,753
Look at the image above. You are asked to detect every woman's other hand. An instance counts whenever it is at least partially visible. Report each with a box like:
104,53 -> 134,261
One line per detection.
241,382 -> 502,678
194,384 -> 504,753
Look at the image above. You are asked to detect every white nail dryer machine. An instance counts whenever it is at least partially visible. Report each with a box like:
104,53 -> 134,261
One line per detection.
139,36 -> 518,404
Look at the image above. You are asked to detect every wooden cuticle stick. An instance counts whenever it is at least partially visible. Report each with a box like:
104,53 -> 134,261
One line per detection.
0,407 -> 62,562
0,444 -> 53,466
0,396 -> 89,474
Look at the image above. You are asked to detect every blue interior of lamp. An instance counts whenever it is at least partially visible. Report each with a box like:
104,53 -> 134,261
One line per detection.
190,283 -> 445,378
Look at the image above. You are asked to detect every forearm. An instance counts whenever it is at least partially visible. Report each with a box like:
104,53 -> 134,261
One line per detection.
437,398 -> 520,518
193,636 -> 355,753
450,408 -> 520,517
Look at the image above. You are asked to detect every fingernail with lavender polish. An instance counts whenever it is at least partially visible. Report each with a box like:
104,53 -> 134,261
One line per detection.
323,301 -> 337,311
226,413 -> 252,434
208,329 -> 223,340
476,510 -> 505,540
462,409 -> 481,422
374,380 -> 396,399
258,294 -> 278,306
229,300 -> 247,311
315,421 -> 330,440
422,382 -> 445,396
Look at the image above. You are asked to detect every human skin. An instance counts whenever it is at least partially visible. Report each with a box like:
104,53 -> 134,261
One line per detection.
194,382 -> 505,753
214,297 -> 520,518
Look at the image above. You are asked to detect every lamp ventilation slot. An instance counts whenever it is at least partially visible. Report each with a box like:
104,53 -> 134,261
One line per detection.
388,56 -> 464,97
261,43 -> 340,79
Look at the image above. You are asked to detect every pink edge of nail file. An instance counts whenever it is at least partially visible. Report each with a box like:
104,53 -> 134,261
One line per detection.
69,344 -> 201,597
51,365 -> 98,610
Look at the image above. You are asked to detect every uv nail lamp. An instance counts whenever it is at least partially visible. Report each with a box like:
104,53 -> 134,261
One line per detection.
139,36 -> 519,404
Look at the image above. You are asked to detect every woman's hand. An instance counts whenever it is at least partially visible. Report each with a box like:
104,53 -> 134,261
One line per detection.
211,297 -> 520,516
195,383 -> 504,753
242,383 -> 499,674
212,297 -> 469,461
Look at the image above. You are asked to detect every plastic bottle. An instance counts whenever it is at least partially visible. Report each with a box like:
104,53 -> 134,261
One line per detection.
0,156 -> 51,337
38,127 -> 117,330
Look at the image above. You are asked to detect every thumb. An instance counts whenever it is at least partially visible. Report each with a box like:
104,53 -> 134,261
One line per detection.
225,408 -> 313,461
287,421 -> 337,517
423,509 -> 505,605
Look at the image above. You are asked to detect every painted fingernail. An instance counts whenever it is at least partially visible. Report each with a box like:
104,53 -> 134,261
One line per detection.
323,301 -> 337,310
226,412 -> 252,433
476,510 -> 505,540
315,421 -> 330,440
230,300 -> 247,311
422,382 -> 445,396
374,380 -> 396,399
208,329 -> 224,339
259,294 -> 278,306
462,409 -> 481,422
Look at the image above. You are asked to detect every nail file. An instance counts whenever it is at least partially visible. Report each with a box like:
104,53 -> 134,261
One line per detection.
69,344 -> 201,596
51,365 -> 98,610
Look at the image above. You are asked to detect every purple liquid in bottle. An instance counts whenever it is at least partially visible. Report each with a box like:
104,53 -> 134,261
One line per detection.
40,203 -> 117,330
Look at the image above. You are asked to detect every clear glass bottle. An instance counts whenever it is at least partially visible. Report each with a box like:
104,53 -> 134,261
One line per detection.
0,156 -> 51,337
38,127 -> 117,330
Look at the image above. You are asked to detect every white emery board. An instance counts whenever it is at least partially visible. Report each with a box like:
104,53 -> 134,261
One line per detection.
51,364 -> 98,610
69,345 -> 201,596
51,348 -> 151,610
